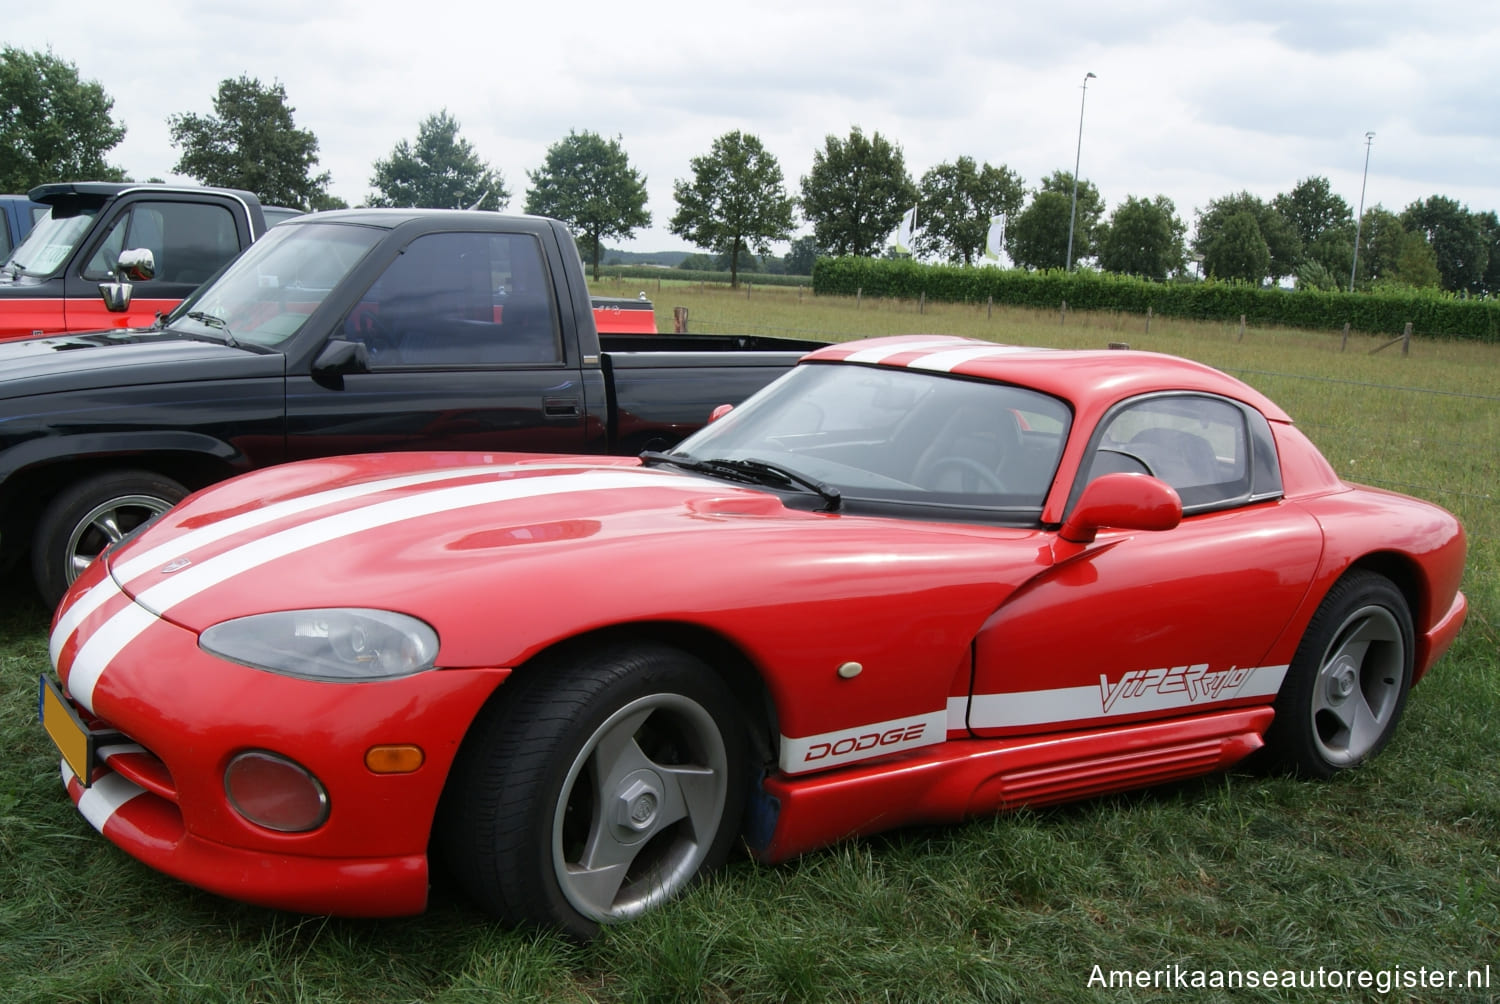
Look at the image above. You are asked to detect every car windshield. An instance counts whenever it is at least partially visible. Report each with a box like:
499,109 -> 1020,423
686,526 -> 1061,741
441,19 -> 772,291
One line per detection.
662,362 -> 1073,520
166,221 -> 383,348
2,205 -> 99,278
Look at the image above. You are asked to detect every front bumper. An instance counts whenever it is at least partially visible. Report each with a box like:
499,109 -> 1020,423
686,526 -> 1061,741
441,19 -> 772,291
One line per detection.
44,593 -> 508,917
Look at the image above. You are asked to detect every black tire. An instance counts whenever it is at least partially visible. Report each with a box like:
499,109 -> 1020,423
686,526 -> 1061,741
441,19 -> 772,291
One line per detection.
31,470 -> 187,608
1263,571 -> 1413,778
439,642 -> 747,939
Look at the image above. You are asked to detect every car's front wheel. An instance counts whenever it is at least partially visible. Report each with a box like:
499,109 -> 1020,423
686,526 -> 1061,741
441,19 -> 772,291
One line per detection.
32,470 -> 187,608
440,642 -> 747,939
1264,571 -> 1413,778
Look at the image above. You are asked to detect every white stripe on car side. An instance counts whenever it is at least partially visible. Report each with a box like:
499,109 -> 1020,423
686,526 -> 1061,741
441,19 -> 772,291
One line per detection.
63,469 -> 684,712
778,709 -> 946,774
962,665 -> 1288,731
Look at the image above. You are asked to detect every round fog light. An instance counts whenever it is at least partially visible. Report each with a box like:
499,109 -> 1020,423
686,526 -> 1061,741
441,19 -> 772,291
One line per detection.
225,751 -> 329,832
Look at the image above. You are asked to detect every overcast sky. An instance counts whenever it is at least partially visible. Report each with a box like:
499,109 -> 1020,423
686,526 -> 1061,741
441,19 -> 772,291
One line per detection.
11,1 -> 1500,253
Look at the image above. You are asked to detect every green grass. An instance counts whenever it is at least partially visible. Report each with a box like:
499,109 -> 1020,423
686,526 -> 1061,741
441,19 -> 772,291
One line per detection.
2,286 -> 1496,1002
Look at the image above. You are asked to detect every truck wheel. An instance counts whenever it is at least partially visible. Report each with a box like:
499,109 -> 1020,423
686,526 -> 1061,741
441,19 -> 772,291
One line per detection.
439,643 -> 746,939
1262,571 -> 1413,778
32,471 -> 187,607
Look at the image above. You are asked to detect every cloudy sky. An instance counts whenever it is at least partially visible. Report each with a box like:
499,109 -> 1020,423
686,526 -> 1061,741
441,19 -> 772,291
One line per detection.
10,0 -> 1500,253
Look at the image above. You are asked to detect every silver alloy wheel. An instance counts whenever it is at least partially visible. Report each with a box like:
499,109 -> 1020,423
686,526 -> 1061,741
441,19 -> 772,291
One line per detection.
64,493 -> 175,584
551,691 -> 730,923
1309,602 -> 1406,766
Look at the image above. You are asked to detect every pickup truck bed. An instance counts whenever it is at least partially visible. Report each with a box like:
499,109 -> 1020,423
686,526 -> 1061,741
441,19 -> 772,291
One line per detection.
0,209 -> 821,606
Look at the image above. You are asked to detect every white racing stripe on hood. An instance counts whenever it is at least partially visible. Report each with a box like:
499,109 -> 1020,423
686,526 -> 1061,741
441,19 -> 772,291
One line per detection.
52,464 -> 518,664
65,468 -> 681,712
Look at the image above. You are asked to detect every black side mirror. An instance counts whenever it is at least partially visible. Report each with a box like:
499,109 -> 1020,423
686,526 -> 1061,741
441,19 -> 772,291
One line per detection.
311,338 -> 371,389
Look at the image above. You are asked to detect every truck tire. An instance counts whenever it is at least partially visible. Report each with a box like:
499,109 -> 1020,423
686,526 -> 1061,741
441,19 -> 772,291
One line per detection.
439,642 -> 746,939
32,470 -> 187,608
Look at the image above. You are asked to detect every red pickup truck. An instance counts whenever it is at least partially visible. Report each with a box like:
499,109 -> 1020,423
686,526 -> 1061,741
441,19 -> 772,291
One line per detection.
1,182 -> 658,339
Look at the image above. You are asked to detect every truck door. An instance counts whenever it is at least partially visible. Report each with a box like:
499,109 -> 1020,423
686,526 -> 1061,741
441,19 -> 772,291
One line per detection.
65,194 -> 248,331
283,229 -> 600,459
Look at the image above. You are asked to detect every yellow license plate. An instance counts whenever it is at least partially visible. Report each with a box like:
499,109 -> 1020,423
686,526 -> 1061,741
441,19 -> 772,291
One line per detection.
39,676 -> 98,787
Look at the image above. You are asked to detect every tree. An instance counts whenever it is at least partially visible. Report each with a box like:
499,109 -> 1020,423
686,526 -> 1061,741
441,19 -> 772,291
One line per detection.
1096,195 -> 1185,280
1275,177 -> 1355,282
912,157 -> 1025,266
1352,206 -> 1405,287
0,46 -> 126,190
1200,211 -> 1271,284
1477,210 -> 1500,296
169,76 -> 331,209
798,127 -> 917,258
670,131 -> 795,287
1005,190 -> 1074,270
1192,192 -> 1298,284
525,131 -> 649,279
368,110 -> 507,212
783,236 -> 820,276
1401,195 -> 1488,294
1006,171 -> 1103,271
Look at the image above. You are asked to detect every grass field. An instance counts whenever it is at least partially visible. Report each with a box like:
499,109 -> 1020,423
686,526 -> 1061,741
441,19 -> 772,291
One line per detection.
1,284 -> 1495,1003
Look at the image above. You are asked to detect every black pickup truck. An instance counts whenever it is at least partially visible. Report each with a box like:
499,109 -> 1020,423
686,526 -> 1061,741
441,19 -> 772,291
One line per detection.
0,209 -> 819,606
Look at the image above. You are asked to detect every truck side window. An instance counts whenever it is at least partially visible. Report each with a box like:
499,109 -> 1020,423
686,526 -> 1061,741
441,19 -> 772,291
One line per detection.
82,201 -> 240,284
346,232 -> 562,367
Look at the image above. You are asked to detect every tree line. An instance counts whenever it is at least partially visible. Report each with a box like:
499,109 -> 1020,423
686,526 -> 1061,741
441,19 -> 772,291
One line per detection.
3,46 -> 1496,296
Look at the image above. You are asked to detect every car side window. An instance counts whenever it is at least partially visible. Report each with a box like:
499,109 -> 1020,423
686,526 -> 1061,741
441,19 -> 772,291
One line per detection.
82,201 -> 240,283
344,231 -> 562,367
1083,395 -> 1252,511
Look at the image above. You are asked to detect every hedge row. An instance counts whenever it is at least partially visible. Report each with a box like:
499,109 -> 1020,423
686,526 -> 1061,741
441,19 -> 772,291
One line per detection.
597,265 -> 813,288
810,257 -> 1500,343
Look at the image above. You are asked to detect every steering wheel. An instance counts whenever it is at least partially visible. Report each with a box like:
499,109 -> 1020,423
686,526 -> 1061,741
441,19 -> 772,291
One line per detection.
924,456 -> 1008,494
355,313 -> 400,361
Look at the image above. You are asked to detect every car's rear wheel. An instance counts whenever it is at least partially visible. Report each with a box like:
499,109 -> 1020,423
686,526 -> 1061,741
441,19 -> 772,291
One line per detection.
32,470 -> 187,608
440,642 -> 746,939
1264,571 -> 1413,777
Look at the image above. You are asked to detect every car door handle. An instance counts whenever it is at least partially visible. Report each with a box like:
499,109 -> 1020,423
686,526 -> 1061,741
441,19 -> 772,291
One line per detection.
543,397 -> 580,418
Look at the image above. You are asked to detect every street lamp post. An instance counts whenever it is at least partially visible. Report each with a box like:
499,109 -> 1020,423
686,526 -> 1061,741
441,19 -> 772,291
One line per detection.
1349,131 -> 1374,293
1066,71 -> 1097,272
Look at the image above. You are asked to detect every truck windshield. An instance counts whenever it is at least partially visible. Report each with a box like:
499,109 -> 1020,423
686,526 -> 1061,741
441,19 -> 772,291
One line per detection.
2,206 -> 99,278
168,221 -> 383,348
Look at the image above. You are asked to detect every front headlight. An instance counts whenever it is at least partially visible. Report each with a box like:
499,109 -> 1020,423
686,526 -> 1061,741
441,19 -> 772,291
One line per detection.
200,609 -> 439,681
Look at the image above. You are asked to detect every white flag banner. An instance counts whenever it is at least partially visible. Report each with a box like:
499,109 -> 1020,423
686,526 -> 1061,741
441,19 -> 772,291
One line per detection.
893,205 -> 918,255
984,215 -> 1005,261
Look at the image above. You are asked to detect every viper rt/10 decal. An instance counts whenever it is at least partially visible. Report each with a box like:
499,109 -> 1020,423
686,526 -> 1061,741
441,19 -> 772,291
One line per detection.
959,664 -> 1288,731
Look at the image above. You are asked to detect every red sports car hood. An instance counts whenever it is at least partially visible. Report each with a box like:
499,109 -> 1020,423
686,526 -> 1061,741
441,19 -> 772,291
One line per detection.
94,452 -> 1048,668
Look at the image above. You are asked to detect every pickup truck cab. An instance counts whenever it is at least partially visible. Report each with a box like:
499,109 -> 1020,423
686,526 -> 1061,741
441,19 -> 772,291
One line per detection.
0,182 -> 278,340
0,208 -> 817,606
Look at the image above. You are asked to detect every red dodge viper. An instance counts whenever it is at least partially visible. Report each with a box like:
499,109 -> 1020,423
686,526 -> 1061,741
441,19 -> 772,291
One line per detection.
41,336 -> 1467,938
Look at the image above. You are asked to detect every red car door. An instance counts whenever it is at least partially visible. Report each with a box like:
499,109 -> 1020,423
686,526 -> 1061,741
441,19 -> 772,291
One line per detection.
965,392 -> 1326,738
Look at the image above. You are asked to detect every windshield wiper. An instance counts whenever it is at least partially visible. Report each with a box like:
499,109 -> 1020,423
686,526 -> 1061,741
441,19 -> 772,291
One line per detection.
185,310 -> 238,347
640,452 -> 841,510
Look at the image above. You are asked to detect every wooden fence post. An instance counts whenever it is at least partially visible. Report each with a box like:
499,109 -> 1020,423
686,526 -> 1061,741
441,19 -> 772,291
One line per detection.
1060,300 -> 1068,326
986,295 -> 993,319
1341,322 -> 1350,352
673,307 -> 689,333
1237,315 -> 1246,342
1146,306 -> 1153,334
919,291 -> 926,315
1402,321 -> 1412,356
856,287 -> 862,310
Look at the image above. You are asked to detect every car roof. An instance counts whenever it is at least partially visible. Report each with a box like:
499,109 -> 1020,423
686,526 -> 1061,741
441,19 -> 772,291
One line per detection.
807,335 -> 1290,422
